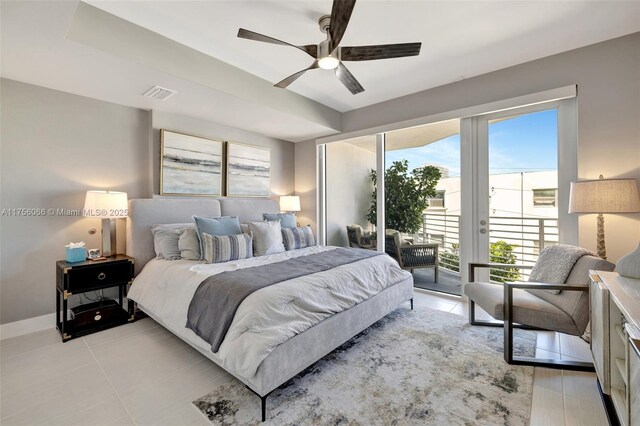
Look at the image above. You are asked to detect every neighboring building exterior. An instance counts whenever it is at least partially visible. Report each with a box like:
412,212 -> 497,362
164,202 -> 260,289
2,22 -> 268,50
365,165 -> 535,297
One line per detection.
425,170 -> 558,271
427,170 -> 558,218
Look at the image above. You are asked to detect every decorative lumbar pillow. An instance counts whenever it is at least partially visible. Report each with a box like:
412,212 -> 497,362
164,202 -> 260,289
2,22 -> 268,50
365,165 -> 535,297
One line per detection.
193,216 -> 242,259
151,223 -> 194,259
282,225 -> 316,251
178,227 -> 201,260
263,212 -> 297,228
247,220 -> 285,256
202,233 -> 253,264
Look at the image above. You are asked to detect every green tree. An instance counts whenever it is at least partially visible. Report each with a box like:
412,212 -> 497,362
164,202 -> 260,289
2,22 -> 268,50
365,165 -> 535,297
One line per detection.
367,160 -> 441,234
437,240 -> 521,283
439,243 -> 460,272
489,240 -> 521,283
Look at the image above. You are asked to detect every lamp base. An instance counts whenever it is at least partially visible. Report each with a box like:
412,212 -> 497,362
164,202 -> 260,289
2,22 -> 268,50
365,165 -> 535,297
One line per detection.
101,218 -> 117,257
596,213 -> 606,260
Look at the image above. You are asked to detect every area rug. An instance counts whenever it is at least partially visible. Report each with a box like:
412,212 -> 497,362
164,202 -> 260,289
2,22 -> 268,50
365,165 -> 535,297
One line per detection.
193,306 -> 536,425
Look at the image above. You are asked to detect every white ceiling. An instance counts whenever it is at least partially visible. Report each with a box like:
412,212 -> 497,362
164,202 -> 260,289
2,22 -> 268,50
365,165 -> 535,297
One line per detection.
87,0 -> 640,112
2,1 -> 640,142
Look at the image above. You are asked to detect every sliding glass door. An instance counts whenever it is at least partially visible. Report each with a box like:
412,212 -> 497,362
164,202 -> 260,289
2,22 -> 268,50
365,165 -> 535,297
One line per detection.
318,96 -> 577,295
320,136 -> 378,249
384,120 -> 462,295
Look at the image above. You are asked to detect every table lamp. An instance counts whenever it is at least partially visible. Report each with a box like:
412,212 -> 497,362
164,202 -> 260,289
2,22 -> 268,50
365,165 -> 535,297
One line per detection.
84,190 -> 128,257
568,175 -> 640,259
280,195 -> 301,213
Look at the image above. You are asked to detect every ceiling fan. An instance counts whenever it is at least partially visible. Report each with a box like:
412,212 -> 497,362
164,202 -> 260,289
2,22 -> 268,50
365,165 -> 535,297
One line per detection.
237,0 -> 422,95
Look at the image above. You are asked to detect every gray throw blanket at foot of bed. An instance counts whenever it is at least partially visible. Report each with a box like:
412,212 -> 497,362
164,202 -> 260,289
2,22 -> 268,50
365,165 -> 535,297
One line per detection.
186,247 -> 384,352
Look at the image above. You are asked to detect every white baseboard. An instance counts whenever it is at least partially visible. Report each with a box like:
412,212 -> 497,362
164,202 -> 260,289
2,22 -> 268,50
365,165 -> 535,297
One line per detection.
0,313 -> 57,340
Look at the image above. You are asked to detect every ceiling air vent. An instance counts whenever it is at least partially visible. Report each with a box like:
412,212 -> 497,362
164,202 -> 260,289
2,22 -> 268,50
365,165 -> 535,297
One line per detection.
142,85 -> 177,101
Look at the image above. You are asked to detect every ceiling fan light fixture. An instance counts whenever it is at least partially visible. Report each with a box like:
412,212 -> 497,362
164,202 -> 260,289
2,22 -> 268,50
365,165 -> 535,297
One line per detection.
238,0 -> 421,94
318,56 -> 340,70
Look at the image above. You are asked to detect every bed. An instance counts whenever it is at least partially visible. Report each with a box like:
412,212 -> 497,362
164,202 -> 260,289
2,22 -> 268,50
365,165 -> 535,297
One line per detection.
126,198 -> 414,421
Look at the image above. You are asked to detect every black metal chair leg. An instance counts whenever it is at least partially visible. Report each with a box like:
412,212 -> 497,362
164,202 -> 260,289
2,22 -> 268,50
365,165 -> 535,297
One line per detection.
503,284 -> 595,372
504,283 -> 514,364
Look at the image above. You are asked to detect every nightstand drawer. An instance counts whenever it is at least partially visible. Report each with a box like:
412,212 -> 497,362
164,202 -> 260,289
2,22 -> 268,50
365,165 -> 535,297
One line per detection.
67,262 -> 132,292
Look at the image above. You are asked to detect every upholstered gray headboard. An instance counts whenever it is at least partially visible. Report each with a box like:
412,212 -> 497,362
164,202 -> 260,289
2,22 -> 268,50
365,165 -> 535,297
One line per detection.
126,197 -> 280,275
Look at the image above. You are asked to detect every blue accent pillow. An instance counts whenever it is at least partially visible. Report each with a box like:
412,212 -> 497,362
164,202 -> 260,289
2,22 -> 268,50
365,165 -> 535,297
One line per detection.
193,216 -> 242,259
263,212 -> 297,228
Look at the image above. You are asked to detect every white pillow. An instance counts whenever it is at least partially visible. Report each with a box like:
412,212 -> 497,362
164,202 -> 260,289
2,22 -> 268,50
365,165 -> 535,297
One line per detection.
178,227 -> 201,260
151,223 -> 194,259
247,220 -> 285,256
240,223 -> 251,235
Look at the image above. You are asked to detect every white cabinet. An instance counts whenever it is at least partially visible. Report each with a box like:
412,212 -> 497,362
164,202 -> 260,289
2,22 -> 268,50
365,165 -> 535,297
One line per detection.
590,274 -> 610,393
629,326 -> 640,426
590,271 -> 640,426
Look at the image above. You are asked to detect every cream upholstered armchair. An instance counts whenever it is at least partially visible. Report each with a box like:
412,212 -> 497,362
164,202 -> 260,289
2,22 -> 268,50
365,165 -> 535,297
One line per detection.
346,225 -> 376,250
464,246 -> 614,371
385,229 -> 439,281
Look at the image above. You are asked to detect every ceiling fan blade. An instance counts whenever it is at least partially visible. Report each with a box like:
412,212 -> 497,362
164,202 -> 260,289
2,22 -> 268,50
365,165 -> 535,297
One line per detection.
335,62 -> 364,95
237,28 -> 317,58
328,0 -> 356,52
340,42 -> 422,61
275,61 -> 319,88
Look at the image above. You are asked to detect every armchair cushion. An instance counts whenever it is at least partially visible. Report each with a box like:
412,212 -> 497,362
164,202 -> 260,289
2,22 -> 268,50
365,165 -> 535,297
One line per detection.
464,252 -> 615,337
465,281 -> 583,335
346,225 -> 375,249
525,255 -> 614,332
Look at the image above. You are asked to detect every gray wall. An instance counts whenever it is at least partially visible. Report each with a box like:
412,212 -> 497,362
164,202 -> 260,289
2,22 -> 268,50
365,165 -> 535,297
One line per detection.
0,79 -> 151,324
326,142 -> 376,247
294,139 -> 317,232
300,32 -> 640,262
150,110 -> 294,198
0,80 -> 296,324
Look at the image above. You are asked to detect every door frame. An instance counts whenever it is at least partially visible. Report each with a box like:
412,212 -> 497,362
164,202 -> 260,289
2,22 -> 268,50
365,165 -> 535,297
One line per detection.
459,99 -> 578,293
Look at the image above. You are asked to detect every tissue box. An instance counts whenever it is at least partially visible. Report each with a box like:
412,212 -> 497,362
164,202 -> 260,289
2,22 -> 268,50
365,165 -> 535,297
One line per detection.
65,247 -> 87,263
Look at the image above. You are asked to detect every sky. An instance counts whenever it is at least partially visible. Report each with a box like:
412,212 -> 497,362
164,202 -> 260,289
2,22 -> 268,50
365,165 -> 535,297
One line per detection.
385,109 -> 558,177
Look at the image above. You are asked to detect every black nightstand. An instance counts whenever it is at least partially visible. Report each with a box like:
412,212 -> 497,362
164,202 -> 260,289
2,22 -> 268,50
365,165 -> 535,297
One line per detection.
56,255 -> 134,341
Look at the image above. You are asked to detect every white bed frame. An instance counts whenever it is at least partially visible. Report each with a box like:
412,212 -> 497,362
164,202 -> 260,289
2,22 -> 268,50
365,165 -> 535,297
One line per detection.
126,198 -> 414,421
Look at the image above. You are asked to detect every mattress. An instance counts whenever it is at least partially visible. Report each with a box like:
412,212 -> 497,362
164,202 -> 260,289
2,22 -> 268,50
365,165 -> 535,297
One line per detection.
128,246 -> 412,380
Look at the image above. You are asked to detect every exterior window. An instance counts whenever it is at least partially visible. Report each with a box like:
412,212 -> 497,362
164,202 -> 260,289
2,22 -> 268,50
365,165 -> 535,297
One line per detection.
428,190 -> 446,208
533,188 -> 557,207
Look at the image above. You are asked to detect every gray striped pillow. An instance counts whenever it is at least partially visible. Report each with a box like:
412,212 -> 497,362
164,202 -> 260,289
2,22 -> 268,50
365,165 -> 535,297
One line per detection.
202,233 -> 253,263
281,226 -> 316,251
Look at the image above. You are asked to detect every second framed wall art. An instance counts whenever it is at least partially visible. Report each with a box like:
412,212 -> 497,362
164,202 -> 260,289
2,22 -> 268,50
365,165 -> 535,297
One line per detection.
226,142 -> 271,197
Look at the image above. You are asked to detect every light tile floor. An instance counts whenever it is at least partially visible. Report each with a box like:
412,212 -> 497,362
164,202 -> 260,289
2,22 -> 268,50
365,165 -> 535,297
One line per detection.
0,289 -> 608,425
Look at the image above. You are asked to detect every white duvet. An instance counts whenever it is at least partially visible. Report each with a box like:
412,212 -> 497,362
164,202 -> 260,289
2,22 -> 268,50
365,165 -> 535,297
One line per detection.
128,246 -> 411,379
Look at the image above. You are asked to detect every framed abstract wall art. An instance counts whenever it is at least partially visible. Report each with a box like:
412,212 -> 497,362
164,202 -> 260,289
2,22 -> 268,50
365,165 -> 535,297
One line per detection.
160,130 -> 223,196
226,142 -> 271,197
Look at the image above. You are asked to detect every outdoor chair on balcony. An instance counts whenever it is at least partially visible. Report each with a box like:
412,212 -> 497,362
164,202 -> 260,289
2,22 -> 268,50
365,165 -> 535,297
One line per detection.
463,244 -> 614,371
346,225 -> 376,250
385,229 -> 439,281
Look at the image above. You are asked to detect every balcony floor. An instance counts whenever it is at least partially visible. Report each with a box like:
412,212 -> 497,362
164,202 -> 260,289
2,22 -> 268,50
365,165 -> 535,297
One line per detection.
411,268 -> 462,296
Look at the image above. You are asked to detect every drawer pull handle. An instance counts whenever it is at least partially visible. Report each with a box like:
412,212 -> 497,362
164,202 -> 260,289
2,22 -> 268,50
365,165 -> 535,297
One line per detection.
98,272 -> 106,280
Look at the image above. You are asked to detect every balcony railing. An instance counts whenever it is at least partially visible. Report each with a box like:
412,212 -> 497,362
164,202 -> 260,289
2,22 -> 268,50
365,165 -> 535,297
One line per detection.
422,212 -> 559,281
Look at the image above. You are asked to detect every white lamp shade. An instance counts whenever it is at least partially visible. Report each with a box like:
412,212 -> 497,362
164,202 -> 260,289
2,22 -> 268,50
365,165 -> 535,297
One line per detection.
569,178 -> 640,214
84,191 -> 128,218
280,195 -> 301,212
